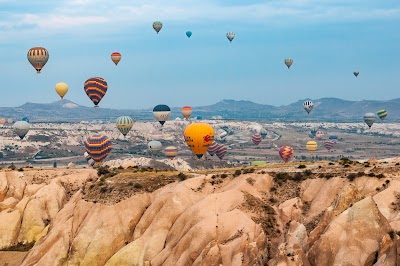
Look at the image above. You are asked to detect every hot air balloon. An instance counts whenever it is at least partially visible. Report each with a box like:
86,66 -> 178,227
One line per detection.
364,113 -> 376,128
207,141 -> 219,156
55,82 -> 68,99
84,77 -> 108,108
7,118 -> 13,124
84,152 -> 96,167
226,32 -> 235,42
153,21 -> 163,34
153,105 -> 171,126
279,146 -> 294,163
0,118 -> 5,125
215,144 -> 227,160
27,47 -> 49,73
13,121 -> 30,140
324,140 -> 336,151
148,140 -> 162,151
184,123 -> 215,158
284,58 -> 293,69
84,134 -> 112,164
260,130 -> 268,139
181,106 -> 193,120
164,146 -> 178,159
22,117 -> 30,123
316,130 -> 324,140
116,116 -> 133,137
186,31 -> 192,38
217,129 -> 228,141
306,141 -> 318,154
151,131 -> 163,140
354,70 -> 359,77
252,134 -> 262,145
303,101 -> 314,114
111,52 -> 121,65
377,110 -> 388,120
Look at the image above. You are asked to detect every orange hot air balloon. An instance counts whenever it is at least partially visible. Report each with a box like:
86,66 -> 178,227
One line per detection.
181,106 -> 193,120
0,118 -> 5,125
279,146 -> 294,163
111,52 -> 121,65
184,123 -> 215,158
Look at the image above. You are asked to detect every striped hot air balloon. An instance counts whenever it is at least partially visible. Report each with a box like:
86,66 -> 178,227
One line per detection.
279,146 -> 294,163
377,110 -> 388,120
252,134 -> 262,145
111,52 -> 121,65
324,140 -> 336,151
153,104 -> 171,126
363,113 -> 376,128
215,144 -> 227,160
207,141 -> 219,156
84,134 -> 112,164
181,106 -> 193,120
151,131 -> 163,140
27,47 -> 49,73
316,130 -> 324,140
303,101 -> 314,114
306,141 -> 318,154
164,146 -> 178,159
84,77 -> 108,108
116,116 -> 133,137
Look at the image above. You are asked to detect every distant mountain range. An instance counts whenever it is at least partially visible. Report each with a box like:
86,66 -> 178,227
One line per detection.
0,98 -> 398,123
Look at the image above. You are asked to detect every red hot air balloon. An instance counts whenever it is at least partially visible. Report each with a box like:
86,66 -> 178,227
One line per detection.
111,52 -> 121,65
279,146 -> 294,163
252,134 -> 262,145
84,134 -> 112,164
84,77 -> 108,108
324,140 -> 336,151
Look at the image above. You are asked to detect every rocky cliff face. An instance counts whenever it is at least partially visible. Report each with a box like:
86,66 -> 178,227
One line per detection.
1,159 -> 400,265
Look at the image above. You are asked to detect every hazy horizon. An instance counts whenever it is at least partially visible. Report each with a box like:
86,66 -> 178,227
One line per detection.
1,1 -> 399,109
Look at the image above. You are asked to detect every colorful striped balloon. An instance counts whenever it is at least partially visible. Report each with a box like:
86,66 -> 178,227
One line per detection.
324,140 -> 336,151
252,134 -> 262,145
363,113 -> 376,128
111,52 -> 121,65
84,77 -> 108,108
164,146 -> 178,159
215,144 -> 227,160
306,141 -> 318,154
316,130 -> 324,140
181,106 -> 193,119
207,141 -> 219,156
116,116 -> 133,137
279,146 -> 294,163
377,110 -> 388,120
84,134 -> 112,164
27,47 -> 49,73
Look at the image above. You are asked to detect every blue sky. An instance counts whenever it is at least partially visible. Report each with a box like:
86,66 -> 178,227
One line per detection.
0,0 -> 399,109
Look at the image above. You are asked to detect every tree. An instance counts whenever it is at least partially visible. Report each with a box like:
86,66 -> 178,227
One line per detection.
53,161 -> 57,168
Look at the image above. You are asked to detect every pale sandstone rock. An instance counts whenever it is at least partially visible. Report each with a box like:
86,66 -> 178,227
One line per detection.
24,184 -> 45,197
373,180 -> 400,231
0,209 -> 22,249
278,198 -> 303,226
308,197 -> 393,266
286,221 -> 308,254
5,172 -> 26,200
0,197 -> 19,211
0,172 -> 8,202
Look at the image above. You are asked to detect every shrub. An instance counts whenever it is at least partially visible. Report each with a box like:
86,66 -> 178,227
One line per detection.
220,174 -> 228,179
133,182 -> 143,189
100,186 -> 108,193
298,165 -> 306,169
97,166 -> 110,176
329,162 -> 335,165
303,169 -> 312,176
9,163 -> 16,170
53,162 -> 57,168
177,172 -> 188,181
347,173 -> 357,181
234,169 -> 242,176
17,168 -> 24,172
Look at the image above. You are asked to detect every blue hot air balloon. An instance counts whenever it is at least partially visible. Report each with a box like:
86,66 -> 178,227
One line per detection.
186,31 -> 192,38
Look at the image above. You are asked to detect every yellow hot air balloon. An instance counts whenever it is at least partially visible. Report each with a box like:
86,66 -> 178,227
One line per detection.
184,123 -> 215,158
55,82 -> 69,99
306,141 -> 318,154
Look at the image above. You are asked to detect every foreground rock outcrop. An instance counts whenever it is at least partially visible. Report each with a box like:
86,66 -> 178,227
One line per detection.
1,160 -> 400,265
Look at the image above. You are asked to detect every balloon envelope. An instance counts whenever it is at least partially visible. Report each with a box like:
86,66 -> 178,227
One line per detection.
22,117 -> 30,123
116,116 -> 133,136
306,141 -> 318,153
252,134 -> 262,145
279,146 -> 294,163
186,31 -> 192,38
207,141 -> 219,156
226,32 -> 235,42
377,110 -> 388,120
148,140 -> 162,151
153,21 -> 163,33
55,82 -> 68,99
84,134 -> 112,164
215,144 -> 227,160
84,77 -> 108,108
303,101 -> 314,114
324,140 -> 336,151
164,146 -> 178,159
284,58 -> 293,69
354,71 -> 359,77
363,113 -> 376,128
27,47 -> 49,73
316,130 -> 324,140
111,52 -> 121,65
181,106 -> 193,119
13,121 -> 30,140
153,105 -> 171,126
184,123 -> 215,158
